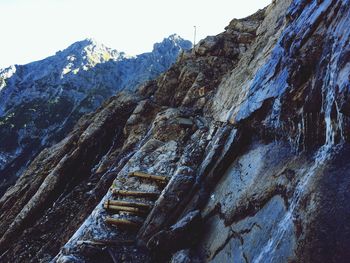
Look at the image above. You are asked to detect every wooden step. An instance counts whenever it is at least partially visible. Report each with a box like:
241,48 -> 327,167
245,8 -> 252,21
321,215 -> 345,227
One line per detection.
112,189 -> 160,199
114,211 -> 147,217
104,200 -> 152,210
103,203 -> 148,216
128,171 -> 170,183
104,208 -> 147,217
105,217 -> 141,228
77,239 -> 135,246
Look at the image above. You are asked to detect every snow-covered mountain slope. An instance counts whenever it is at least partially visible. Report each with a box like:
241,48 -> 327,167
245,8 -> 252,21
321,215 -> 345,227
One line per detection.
0,35 -> 191,196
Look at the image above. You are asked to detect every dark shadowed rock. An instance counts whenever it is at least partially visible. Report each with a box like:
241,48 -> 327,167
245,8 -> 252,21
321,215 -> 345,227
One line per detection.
147,210 -> 202,251
170,250 -> 192,263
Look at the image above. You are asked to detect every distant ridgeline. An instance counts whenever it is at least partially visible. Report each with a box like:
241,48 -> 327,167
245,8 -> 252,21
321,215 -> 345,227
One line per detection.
0,35 -> 191,196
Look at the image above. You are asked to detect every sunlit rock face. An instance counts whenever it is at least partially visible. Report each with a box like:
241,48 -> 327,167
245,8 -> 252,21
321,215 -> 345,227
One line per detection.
1,0 -> 350,262
0,35 -> 191,196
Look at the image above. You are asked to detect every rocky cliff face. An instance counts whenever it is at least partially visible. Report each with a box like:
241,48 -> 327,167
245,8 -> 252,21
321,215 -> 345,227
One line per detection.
1,0 -> 350,262
0,35 -> 191,197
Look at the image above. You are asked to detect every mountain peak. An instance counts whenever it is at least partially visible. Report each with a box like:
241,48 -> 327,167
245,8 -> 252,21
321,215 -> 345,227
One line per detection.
51,38 -> 126,73
63,38 -> 123,62
153,34 -> 192,54
82,37 -> 98,45
168,33 -> 184,41
66,38 -> 109,52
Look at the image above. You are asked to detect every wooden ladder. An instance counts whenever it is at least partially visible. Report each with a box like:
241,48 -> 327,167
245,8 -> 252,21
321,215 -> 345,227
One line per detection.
104,171 -> 170,229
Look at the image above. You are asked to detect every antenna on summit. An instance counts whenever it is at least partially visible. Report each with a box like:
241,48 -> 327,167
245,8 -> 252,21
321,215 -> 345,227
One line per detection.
193,26 -> 197,47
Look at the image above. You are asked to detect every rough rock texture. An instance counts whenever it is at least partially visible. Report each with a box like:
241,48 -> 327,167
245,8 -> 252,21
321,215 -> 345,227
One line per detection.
0,35 -> 191,197
1,0 -> 350,262
147,210 -> 202,259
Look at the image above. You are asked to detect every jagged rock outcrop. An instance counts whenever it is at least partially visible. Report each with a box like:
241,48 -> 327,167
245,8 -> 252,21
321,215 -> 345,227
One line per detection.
1,0 -> 350,262
0,35 -> 191,197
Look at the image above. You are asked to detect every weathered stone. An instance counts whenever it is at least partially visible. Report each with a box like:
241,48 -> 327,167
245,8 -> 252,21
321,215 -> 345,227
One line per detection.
170,249 -> 192,263
138,173 -> 196,243
195,36 -> 218,56
147,210 -> 202,252
0,92 -> 139,258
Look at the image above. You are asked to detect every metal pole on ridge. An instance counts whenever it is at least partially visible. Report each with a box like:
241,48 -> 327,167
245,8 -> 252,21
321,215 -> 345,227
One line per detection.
193,25 -> 197,47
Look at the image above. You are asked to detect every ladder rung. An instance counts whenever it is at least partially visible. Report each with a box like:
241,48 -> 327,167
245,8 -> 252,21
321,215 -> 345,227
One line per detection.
112,189 -> 160,199
104,200 -> 152,210
77,239 -> 135,246
103,203 -> 147,213
105,209 -> 147,217
128,171 -> 170,183
105,217 -> 141,228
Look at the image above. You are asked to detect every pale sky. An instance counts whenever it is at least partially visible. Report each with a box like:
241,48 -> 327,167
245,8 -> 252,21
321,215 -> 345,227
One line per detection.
0,0 -> 271,68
